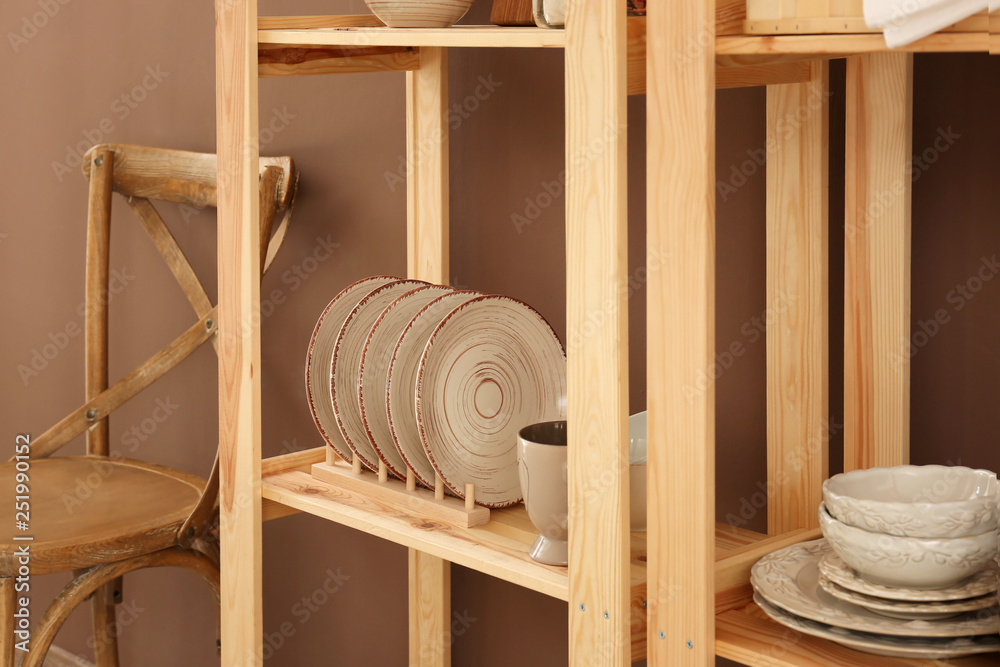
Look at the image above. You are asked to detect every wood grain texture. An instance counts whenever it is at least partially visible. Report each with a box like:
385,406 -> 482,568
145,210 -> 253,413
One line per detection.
716,32 -> 988,54
630,19 -> 814,94
406,47 -> 449,285
263,470 -> 570,598
85,149 -> 113,459
258,15 -> 385,30
490,0 -> 533,26
646,0 -> 716,663
0,578 -> 12,666
844,54 -> 913,472
766,62 -> 829,534
258,25 -> 570,48
259,44 -> 419,77
215,0 -> 263,663
82,144 -> 294,210
0,458 -> 204,576
311,461 -> 490,527
409,550 -> 451,667
716,0 -> 748,35
566,0 -> 630,663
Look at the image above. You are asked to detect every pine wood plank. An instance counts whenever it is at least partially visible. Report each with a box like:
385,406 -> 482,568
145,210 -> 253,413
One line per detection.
766,63 -> 829,534
716,32 -> 988,54
409,551 -> 451,667
263,470 -> 570,598
259,44 -> 419,77
405,46 -> 453,666
215,0 -> 263,662
406,47 -> 449,286
258,25 -> 569,48
629,18 -> 814,94
717,0 -> 749,35
258,15 -> 384,30
647,0 -> 716,663
311,462 -> 490,528
565,1 -> 630,664
844,54 -> 913,472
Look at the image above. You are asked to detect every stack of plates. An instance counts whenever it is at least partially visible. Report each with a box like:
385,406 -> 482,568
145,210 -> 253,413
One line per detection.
751,539 -> 1000,659
305,276 -> 567,507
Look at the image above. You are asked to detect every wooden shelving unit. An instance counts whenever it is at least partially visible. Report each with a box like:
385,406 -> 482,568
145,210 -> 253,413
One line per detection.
214,1 -> 999,665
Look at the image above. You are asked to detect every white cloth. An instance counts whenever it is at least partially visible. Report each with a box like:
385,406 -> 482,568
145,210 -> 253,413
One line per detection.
864,0 -> 989,48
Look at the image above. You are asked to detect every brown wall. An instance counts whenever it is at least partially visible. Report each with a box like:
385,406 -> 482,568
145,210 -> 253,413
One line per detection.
2,0 -> 997,664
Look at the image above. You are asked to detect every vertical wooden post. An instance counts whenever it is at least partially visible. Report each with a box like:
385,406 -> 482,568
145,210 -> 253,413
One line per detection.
406,45 -> 451,667
0,577 -> 14,667
407,47 -> 448,285
647,0 -> 716,664
844,53 -> 913,471
408,550 -> 451,667
84,147 -> 120,665
765,63 -> 830,534
215,0 -> 263,663
566,1 -> 630,664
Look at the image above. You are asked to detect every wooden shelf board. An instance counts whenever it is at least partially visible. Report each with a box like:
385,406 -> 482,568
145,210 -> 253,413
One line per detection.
716,32 -> 988,55
717,605 -> 999,666
259,15 -> 987,56
260,450 -> 771,603
258,24 -> 568,49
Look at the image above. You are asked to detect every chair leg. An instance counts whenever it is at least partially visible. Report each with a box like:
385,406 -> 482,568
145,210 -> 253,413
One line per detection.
24,548 -> 219,667
91,578 -> 122,666
0,577 -> 15,667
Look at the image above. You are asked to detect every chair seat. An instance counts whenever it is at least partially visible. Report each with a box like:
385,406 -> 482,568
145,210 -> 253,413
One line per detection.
0,457 -> 204,576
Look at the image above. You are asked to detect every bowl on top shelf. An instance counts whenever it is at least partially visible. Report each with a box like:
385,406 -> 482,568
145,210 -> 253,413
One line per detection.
364,0 -> 474,27
823,465 -> 998,539
818,504 -> 998,590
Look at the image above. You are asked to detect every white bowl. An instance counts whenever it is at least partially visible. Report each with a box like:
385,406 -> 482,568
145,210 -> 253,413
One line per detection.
819,504 -> 999,590
823,465 -> 998,538
365,0 -> 474,27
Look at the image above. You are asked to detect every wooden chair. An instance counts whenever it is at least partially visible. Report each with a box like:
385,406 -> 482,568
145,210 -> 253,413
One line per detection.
0,144 -> 298,666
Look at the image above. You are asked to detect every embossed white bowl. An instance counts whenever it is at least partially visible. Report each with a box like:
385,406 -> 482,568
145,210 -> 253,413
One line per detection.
819,504 -> 999,590
823,465 -> 998,539
365,0 -> 474,28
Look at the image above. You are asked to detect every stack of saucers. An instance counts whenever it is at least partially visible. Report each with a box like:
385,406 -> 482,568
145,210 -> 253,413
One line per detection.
752,465 -> 1000,659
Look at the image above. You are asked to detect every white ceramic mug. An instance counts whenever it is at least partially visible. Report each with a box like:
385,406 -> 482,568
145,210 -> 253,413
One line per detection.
518,421 -> 569,566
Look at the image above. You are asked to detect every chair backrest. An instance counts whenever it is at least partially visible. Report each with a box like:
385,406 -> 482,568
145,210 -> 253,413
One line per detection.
32,143 -> 298,545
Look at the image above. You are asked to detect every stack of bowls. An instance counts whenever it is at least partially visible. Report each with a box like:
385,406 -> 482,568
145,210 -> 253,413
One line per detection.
820,465 -> 998,591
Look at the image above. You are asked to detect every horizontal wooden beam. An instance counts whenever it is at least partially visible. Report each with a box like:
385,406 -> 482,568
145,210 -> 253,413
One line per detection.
717,32 -> 988,55
629,18 -> 822,94
258,15 -> 383,30
259,44 -> 419,77
717,61 -> 812,89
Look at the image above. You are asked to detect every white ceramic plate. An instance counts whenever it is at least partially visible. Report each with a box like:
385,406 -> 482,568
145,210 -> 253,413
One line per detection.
416,295 -> 567,507
819,550 -> 999,603
751,540 -> 999,638
332,279 -> 427,473
386,290 -> 483,490
754,593 -> 1000,659
818,575 -> 997,621
305,276 -> 399,462
359,285 -> 455,480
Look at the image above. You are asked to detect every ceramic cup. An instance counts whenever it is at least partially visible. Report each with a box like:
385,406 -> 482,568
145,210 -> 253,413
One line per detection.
518,421 -> 569,566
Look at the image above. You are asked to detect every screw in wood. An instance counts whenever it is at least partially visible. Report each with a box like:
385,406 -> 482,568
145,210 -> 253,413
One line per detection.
85,408 -> 97,420
579,604 -> 585,611
95,156 -> 104,167
659,631 -> 665,639
603,611 -> 609,619
686,641 -> 693,649
205,319 -> 214,331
